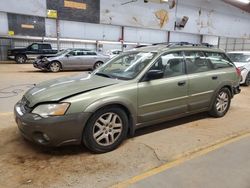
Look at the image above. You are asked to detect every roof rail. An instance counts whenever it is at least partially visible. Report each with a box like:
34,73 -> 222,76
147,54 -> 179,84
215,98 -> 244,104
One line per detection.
152,42 -> 214,48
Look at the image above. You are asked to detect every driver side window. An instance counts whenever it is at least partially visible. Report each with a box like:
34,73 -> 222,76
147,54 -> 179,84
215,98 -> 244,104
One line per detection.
150,52 -> 185,78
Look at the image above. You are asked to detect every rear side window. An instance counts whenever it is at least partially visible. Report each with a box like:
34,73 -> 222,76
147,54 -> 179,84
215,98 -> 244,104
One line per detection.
205,52 -> 233,69
184,51 -> 213,74
86,51 -> 97,55
39,44 -> 51,50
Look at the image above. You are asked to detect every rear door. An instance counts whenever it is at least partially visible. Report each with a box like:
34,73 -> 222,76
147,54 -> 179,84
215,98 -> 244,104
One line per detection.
138,51 -> 188,123
184,50 -> 220,111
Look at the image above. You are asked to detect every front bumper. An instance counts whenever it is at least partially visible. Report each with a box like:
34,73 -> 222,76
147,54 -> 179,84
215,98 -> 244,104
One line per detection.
14,102 -> 91,146
240,69 -> 248,84
8,55 -> 15,60
33,60 -> 49,70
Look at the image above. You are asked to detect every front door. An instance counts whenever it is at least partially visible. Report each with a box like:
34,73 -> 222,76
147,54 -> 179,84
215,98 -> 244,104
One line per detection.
138,51 -> 188,123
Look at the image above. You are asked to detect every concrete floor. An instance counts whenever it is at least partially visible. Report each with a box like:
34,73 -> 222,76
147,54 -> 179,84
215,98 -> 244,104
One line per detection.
0,62 -> 250,188
130,135 -> 250,188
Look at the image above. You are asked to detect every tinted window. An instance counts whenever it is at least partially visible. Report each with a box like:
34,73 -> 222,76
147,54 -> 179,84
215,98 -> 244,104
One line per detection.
86,51 -> 97,55
39,44 -> 51,50
184,51 -> 213,74
30,44 -> 38,50
150,52 -> 185,78
205,52 -> 233,69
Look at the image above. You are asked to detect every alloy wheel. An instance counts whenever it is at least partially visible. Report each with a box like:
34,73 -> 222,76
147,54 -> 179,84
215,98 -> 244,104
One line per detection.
50,62 -> 60,72
93,112 -> 123,146
17,56 -> 25,63
216,91 -> 229,113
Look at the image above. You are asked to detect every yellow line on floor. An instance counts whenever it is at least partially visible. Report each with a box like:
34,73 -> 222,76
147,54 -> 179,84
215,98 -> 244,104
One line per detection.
0,112 -> 13,116
111,131 -> 250,188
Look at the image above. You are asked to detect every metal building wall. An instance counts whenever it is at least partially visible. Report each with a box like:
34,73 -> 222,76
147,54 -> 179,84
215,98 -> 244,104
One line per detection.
0,0 -> 46,17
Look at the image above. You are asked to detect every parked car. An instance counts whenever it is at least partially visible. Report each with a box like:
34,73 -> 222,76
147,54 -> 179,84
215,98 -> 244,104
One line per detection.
227,51 -> 250,86
14,44 -> 241,153
33,49 -> 110,72
106,49 -> 122,58
8,43 -> 58,64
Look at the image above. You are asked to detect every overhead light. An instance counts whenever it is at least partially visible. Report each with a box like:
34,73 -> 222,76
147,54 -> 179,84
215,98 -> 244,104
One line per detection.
236,0 -> 250,4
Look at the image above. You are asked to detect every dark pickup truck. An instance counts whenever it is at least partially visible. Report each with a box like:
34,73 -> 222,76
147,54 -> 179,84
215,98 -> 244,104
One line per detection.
8,43 -> 58,64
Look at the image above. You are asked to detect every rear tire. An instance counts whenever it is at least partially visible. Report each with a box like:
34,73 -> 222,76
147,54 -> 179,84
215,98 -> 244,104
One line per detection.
243,72 -> 250,86
49,61 -> 61,72
83,106 -> 128,153
209,88 -> 231,118
93,61 -> 103,70
15,54 -> 27,64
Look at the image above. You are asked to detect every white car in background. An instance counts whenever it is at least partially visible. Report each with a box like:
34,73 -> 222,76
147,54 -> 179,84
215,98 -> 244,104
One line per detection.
228,51 -> 250,86
106,49 -> 122,58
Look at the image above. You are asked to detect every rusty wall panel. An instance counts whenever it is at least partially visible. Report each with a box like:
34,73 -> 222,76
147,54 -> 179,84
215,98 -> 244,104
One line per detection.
100,0 -> 176,30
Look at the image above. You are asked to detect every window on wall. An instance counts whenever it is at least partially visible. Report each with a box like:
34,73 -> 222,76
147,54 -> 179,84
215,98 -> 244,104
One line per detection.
204,52 -> 233,69
184,51 -> 213,74
150,52 -> 185,78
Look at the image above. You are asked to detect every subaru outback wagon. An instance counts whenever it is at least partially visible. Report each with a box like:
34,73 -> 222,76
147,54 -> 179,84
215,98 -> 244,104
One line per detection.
14,44 -> 241,153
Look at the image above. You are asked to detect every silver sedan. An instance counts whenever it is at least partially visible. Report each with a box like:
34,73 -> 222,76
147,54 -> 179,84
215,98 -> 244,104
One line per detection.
33,49 -> 110,72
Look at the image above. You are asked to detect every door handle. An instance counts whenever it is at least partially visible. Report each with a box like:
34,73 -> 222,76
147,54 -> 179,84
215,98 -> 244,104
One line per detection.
212,76 -> 218,80
178,81 -> 186,86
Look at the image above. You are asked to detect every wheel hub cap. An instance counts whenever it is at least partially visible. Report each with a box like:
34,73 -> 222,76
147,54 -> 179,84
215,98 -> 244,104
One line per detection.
93,112 -> 123,146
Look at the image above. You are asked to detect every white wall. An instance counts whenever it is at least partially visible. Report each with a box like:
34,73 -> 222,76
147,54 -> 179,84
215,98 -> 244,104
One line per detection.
124,27 -> 168,43
59,20 -> 121,41
0,12 -> 8,35
169,32 -> 200,43
0,0 -> 46,17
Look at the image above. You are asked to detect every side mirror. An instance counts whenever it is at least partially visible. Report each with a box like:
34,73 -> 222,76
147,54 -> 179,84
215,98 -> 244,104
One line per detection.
145,70 -> 164,81
65,54 -> 71,57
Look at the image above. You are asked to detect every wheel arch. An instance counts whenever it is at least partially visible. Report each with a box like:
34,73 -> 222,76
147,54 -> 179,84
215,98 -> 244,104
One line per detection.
49,60 -> 63,69
83,100 -> 137,137
209,83 -> 233,111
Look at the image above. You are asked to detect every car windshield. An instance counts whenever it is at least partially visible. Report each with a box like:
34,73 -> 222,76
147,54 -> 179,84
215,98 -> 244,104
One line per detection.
94,51 -> 156,80
228,53 -> 250,63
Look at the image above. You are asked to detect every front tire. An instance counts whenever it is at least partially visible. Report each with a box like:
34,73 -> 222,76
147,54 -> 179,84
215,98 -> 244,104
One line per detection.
209,88 -> 231,118
49,61 -> 61,72
15,54 -> 27,64
93,61 -> 103,70
83,107 -> 129,153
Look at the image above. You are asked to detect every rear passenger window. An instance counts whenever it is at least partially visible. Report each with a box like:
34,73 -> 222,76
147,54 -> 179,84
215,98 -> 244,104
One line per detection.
150,52 -> 185,78
205,52 -> 233,69
184,51 -> 213,74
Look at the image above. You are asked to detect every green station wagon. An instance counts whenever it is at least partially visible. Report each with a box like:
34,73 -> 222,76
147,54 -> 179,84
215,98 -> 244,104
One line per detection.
14,44 -> 241,153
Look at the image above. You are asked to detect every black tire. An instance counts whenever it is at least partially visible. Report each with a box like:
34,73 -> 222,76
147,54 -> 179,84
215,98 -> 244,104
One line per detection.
243,72 -> 250,86
209,88 -> 231,118
93,61 -> 103,70
49,61 -> 61,72
83,106 -> 129,153
15,54 -> 27,64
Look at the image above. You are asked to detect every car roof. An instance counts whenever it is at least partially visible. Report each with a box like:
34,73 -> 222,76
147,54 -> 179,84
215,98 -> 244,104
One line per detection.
131,44 -> 225,54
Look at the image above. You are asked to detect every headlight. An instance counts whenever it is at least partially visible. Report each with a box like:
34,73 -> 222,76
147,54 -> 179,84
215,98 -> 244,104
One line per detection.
32,103 -> 70,118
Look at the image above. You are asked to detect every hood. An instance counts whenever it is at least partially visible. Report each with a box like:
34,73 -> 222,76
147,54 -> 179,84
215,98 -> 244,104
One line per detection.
37,54 -> 58,59
25,74 -> 122,107
233,62 -> 248,68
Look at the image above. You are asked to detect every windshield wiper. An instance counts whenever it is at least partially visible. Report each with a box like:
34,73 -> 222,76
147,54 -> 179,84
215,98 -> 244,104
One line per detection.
95,72 -> 113,78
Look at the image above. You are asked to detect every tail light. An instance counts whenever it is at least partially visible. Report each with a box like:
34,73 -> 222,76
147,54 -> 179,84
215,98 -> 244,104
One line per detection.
236,67 -> 241,77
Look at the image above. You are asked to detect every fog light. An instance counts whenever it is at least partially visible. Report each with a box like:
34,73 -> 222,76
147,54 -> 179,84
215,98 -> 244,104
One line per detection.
43,133 -> 50,141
